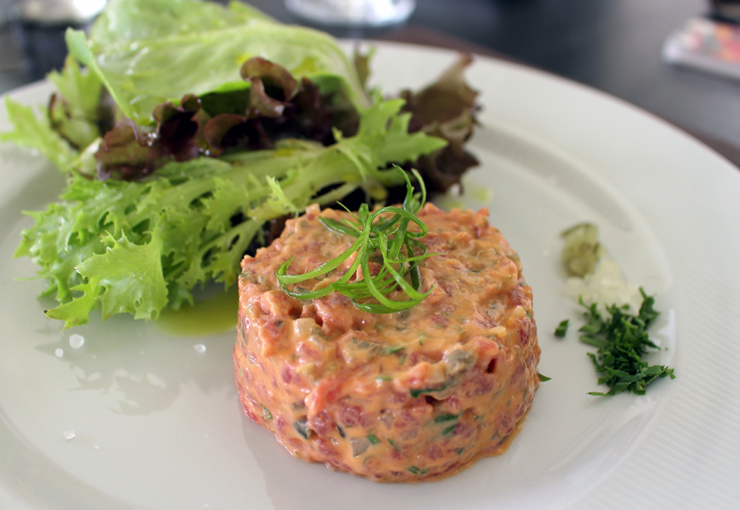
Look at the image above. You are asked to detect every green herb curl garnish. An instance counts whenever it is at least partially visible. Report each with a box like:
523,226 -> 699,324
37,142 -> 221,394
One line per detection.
277,166 -> 437,314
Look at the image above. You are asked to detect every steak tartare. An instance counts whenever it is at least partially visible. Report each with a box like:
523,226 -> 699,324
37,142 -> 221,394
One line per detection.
234,203 -> 540,482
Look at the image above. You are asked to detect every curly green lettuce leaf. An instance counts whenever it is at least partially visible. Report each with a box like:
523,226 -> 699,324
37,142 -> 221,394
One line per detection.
353,46 -> 375,90
0,98 -> 78,169
67,0 -> 367,123
46,227 -> 168,327
47,54 -> 104,150
18,98 -> 446,328
2,54 -> 109,172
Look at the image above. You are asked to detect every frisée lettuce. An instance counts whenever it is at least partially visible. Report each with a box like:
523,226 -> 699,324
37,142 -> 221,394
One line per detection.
16,99 -> 445,328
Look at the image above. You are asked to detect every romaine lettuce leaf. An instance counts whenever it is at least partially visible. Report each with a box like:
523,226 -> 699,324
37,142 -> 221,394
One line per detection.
89,0 -> 275,48
67,0 -> 367,123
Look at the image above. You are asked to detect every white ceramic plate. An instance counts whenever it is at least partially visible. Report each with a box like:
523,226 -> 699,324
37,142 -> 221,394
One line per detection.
1,43 -> 739,510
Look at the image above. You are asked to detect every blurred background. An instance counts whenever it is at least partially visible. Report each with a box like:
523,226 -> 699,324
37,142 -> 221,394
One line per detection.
1,0 -> 740,154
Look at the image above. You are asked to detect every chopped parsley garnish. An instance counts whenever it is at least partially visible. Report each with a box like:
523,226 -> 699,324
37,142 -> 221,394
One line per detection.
277,167 -> 437,314
434,413 -> 459,435
258,402 -> 272,420
366,434 -> 380,444
578,289 -> 675,396
554,319 -> 569,338
537,372 -> 552,382
410,383 -> 448,399
293,418 -> 311,439
407,465 -> 428,476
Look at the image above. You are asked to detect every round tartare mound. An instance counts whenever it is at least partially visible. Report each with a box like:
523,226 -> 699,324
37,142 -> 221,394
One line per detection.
234,203 -> 540,482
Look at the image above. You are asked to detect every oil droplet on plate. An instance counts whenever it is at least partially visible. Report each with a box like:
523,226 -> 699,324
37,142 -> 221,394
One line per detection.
194,344 -> 206,354
69,334 -> 85,349
64,430 -> 75,441
471,185 -> 493,203
55,348 -> 64,358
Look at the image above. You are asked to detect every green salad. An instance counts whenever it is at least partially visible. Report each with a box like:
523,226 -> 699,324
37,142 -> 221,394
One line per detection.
1,0 -> 479,328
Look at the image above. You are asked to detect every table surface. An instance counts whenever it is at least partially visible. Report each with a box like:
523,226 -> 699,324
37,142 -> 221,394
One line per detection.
1,0 -> 739,153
